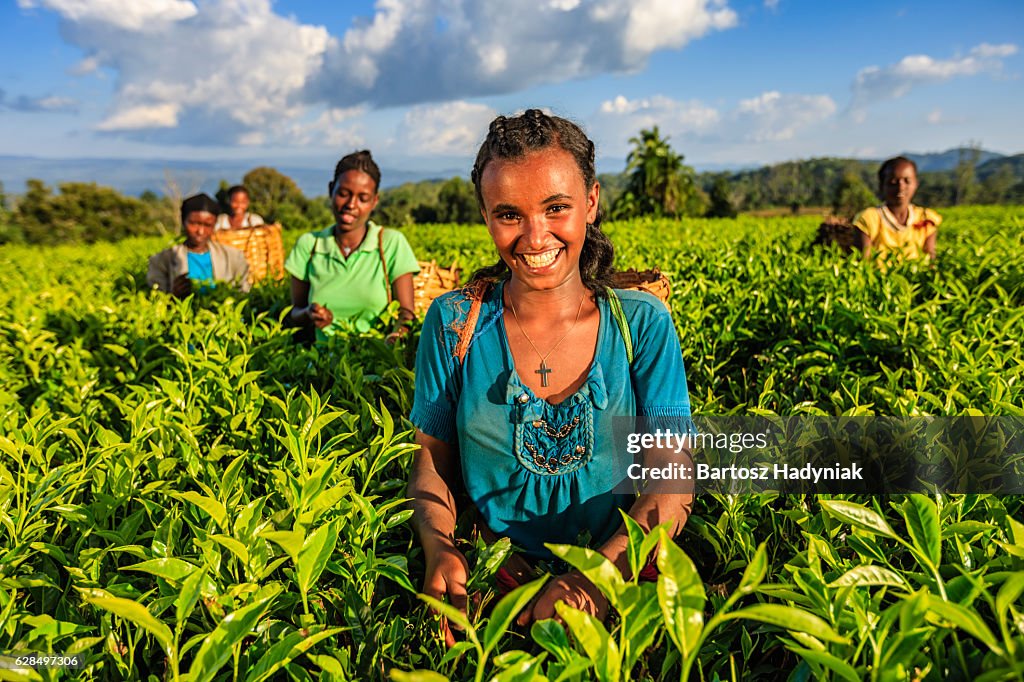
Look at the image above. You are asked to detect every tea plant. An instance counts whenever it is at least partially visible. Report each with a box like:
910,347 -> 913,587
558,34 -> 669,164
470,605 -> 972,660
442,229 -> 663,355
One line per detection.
0,207 -> 1022,680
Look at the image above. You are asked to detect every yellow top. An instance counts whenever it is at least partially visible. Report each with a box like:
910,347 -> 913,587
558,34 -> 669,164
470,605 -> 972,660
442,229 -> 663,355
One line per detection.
852,204 -> 941,260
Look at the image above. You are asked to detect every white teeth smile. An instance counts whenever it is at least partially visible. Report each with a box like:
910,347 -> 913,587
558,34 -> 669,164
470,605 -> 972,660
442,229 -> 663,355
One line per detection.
520,249 -> 560,268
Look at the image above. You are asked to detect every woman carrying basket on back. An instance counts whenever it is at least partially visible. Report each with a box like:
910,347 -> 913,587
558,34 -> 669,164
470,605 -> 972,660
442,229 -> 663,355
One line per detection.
408,110 -> 694,645
284,150 -> 419,343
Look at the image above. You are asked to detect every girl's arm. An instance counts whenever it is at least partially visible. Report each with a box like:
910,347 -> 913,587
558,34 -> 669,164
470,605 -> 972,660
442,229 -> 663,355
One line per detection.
924,231 -> 937,260
289,276 -> 332,328
409,430 -> 468,648
387,272 -> 416,342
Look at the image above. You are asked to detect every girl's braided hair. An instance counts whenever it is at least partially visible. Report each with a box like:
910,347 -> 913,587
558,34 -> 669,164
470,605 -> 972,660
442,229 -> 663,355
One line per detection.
331,150 -> 381,193
468,109 -> 615,296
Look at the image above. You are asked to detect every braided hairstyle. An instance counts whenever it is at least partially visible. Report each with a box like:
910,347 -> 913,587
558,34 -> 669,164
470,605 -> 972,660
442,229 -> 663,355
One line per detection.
469,109 -> 615,296
331,150 -> 381,193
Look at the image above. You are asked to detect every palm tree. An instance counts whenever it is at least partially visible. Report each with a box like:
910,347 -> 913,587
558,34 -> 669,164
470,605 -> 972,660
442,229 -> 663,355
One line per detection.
613,127 -> 701,218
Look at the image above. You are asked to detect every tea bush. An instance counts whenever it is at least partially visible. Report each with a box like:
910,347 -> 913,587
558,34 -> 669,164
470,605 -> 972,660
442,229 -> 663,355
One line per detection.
1,207 -> 1022,680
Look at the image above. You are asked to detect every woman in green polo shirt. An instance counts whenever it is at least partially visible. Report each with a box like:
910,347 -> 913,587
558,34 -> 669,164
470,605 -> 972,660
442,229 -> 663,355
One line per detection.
285,150 -> 420,342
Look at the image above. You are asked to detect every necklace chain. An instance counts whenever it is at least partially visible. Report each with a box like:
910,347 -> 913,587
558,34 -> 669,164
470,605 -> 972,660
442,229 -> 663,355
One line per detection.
508,289 -> 587,369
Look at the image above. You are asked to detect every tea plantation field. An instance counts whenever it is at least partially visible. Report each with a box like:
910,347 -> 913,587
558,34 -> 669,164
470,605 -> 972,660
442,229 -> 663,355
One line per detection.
1,206 -> 1023,680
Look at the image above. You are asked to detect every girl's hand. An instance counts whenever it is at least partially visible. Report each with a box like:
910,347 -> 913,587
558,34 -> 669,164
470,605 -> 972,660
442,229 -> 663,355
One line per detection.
308,303 -> 333,329
171,274 -> 192,299
516,570 -> 607,626
423,543 -> 470,648
385,324 -> 411,345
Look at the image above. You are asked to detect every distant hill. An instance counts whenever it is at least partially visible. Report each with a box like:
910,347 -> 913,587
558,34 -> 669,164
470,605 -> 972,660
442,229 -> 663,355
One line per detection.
0,155 -> 460,198
902,148 -> 1004,173
976,153 -> 1024,179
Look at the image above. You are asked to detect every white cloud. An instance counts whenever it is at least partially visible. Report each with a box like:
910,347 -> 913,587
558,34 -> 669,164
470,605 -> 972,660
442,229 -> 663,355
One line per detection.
309,0 -> 738,107
17,0 -> 198,32
735,91 -> 836,141
621,0 -> 737,61
851,43 -> 1018,110
592,91 -> 833,154
394,101 -> 497,156
29,0 -> 330,145
276,106 -> 367,148
593,94 -> 719,154
26,0 -> 738,148
94,103 -> 178,130
971,43 -> 1018,58
923,108 -> 967,126
0,88 -> 79,113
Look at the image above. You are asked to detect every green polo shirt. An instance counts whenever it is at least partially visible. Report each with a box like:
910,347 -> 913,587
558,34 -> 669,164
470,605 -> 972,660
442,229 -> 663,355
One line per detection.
285,221 -> 419,336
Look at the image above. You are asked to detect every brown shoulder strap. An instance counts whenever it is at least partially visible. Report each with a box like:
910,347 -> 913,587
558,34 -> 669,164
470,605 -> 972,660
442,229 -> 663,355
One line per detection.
454,279 -> 491,364
377,227 -> 393,305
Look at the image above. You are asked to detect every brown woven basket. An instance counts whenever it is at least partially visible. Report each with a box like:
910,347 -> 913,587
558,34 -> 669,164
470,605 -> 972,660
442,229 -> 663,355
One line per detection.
211,223 -> 285,283
610,268 -> 672,304
812,217 -> 862,253
414,260 -> 461,314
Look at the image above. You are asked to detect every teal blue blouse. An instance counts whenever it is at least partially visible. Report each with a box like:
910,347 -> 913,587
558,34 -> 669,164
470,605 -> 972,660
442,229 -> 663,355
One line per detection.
411,282 -> 692,559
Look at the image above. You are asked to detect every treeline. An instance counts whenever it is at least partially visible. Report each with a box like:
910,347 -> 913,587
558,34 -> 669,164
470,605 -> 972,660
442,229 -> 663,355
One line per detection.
0,167 -> 333,246
2,135 -> 1022,245
702,151 -> 1024,216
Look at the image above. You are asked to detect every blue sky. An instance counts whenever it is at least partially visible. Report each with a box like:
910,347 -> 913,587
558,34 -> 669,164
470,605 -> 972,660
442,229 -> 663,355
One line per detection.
1,0 -> 1021,175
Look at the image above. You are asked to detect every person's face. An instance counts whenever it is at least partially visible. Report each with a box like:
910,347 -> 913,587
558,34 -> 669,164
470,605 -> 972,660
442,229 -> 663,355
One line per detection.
183,210 -> 216,249
330,170 -> 379,233
881,161 -> 918,208
229,191 -> 249,217
479,148 -> 599,291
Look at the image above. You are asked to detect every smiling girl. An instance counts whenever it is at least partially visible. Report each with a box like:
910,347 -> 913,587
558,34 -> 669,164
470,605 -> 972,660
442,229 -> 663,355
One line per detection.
408,110 -> 694,644
284,150 -> 419,341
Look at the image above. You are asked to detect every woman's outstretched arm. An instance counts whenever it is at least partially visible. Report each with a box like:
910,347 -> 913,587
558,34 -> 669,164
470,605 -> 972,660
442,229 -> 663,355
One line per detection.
409,430 -> 468,648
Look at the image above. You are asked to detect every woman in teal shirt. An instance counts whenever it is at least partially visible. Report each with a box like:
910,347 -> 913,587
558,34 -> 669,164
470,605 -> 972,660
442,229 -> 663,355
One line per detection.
409,110 -> 694,645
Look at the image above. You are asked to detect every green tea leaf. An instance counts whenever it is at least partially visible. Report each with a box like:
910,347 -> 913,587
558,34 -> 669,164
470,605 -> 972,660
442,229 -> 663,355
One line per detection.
188,585 -> 281,682
554,602 -> 620,682
655,529 -> 706,659
483,575 -> 547,653
121,557 -> 199,583
79,588 -> 174,654
819,500 -> 897,539
828,565 -> 907,589
925,596 -> 1003,655
547,544 -> 625,609
902,496 -> 941,568
789,647 -> 861,682
738,542 -> 768,593
297,521 -> 338,597
724,604 -> 847,643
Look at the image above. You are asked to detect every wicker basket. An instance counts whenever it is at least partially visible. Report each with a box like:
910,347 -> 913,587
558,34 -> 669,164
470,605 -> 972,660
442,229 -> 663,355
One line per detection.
611,268 -> 672,304
414,260 -> 461,314
211,223 -> 285,283
812,217 -> 862,253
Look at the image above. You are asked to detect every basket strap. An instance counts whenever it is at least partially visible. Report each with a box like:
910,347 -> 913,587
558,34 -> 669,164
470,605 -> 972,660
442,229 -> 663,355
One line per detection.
607,288 -> 634,365
455,280 -> 491,365
378,228 -> 393,305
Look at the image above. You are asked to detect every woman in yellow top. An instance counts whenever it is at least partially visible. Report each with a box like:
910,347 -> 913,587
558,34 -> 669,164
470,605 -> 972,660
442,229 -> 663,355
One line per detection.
854,156 -> 941,261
